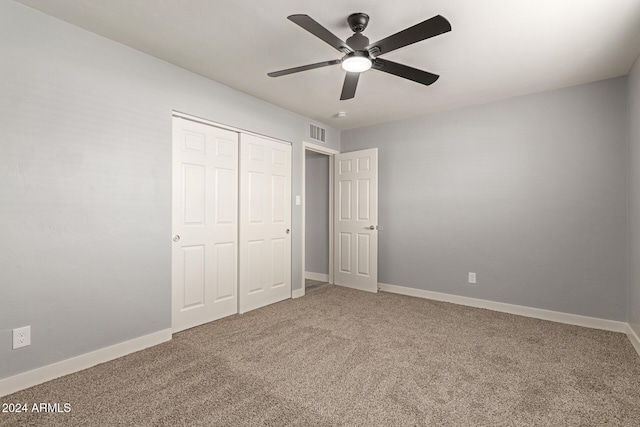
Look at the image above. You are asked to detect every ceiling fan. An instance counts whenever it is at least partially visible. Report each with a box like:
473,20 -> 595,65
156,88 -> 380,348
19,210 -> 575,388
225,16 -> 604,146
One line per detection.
268,13 -> 451,100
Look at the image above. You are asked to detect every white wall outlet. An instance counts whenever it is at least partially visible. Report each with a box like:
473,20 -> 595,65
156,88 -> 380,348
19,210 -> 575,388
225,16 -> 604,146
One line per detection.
468,272 -> 477,284
13,326 -> 31,350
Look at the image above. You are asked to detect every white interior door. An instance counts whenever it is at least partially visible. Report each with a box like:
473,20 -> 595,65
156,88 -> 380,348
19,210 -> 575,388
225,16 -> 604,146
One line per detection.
239,134 -> 292,313
172,117 -> 238,332
334,148 -> 378,293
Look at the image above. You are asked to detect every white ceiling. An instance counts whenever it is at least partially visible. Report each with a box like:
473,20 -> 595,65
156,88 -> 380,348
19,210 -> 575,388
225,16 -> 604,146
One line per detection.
14,0 -> 640,130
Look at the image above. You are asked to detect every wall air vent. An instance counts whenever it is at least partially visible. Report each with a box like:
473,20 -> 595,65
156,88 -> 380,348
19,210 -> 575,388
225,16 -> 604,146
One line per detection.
309,124 -> 326,143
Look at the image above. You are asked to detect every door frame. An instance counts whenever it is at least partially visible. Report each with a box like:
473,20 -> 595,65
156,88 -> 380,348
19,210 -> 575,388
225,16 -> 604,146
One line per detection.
300,141 -> 339,297
173,111 -> 289,145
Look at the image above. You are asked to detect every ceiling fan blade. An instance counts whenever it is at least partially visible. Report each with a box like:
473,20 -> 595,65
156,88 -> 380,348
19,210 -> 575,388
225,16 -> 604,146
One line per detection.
366,15 -> 451,56
268,59 -> 341,77
340,72 -> 360,100
288,15 -> 354,54
372,58 -> 439,86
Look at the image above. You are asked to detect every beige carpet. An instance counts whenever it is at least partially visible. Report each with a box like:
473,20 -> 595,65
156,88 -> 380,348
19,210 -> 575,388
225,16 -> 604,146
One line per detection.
304,278 -> 331,293
2,285 -> 639,426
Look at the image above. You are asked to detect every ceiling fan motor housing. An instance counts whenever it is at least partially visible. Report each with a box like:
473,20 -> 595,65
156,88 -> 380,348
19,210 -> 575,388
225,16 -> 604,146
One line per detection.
346,14 -> 371,58
346,33 -> 370,50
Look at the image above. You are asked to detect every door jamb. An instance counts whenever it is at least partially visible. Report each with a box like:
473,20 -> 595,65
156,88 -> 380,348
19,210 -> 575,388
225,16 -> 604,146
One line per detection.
300,141 -> 339,297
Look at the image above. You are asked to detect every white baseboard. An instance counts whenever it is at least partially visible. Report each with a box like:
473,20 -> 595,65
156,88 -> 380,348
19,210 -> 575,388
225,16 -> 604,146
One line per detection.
305,271 -> 329,282
627,324 -> 640,357
0,329 -> 172,397
378,283 -> 627,333
292,287 -> 305,299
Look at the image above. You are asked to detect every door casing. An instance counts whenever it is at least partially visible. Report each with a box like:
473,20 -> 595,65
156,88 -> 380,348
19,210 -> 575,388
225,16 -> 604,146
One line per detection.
300,141 -> 339,298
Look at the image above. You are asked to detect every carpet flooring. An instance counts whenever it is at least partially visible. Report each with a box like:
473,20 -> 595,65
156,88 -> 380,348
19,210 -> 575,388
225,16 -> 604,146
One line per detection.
1,284 -> 639,426
304,279 -> 331,294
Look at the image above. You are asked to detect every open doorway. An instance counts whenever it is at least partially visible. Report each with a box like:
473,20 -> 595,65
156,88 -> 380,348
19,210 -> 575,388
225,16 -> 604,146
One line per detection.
301,142 -> 339,297
305,150 -> 330,291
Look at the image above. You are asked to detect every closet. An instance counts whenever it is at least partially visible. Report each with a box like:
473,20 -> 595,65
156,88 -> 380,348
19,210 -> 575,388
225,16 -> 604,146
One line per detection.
171,116 -> 291,333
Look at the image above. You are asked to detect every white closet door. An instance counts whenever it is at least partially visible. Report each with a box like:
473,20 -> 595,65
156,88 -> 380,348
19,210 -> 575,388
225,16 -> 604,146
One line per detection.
334,148 -> 378,293
239,134 -> 292,313
172,117 -> 238,333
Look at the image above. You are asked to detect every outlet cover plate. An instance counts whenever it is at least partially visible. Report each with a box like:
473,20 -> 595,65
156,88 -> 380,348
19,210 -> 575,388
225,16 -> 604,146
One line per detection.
13,326 -> 31,349
468,272 -> 477,284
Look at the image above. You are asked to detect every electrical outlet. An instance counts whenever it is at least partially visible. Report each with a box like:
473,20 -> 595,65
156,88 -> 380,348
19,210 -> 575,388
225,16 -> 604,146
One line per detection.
468,272 -> 477,284
13,326 -> 31,350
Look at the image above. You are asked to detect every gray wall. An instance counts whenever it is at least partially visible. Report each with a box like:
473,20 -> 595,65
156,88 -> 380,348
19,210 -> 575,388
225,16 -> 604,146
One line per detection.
0,1 -> 339,379
629,53 -> 640,336
342,77 -> 629,321
1,0 -> 636,383
305,151 -> 330,275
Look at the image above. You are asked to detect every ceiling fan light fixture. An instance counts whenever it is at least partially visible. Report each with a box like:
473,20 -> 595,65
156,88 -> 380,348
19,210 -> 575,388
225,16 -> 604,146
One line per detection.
341,53 -> 372,73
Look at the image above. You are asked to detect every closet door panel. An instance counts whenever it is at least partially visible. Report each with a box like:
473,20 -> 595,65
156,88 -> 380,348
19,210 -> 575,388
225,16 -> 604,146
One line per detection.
239,134 -> 291,313
172,117 -> 238,332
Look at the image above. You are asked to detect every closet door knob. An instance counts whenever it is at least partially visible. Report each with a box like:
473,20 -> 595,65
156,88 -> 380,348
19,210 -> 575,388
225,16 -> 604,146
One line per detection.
173,235 -> 180,242
286,229 -> 290,234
